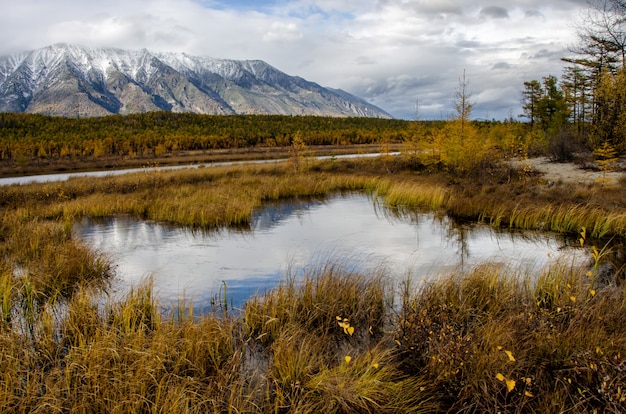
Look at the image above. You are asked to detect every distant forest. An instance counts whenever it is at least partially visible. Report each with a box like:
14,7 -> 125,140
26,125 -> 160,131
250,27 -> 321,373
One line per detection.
0,113 -> 423,161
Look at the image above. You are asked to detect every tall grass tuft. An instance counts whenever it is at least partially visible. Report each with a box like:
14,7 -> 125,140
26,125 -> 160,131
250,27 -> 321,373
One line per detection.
395,261 -> 626,412
374,180 -> 451,212
244,262 -> 436,413
243,260 -> 387,349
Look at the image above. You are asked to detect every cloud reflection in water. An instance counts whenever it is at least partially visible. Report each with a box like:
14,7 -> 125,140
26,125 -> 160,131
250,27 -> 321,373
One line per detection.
74,194 -> 585,311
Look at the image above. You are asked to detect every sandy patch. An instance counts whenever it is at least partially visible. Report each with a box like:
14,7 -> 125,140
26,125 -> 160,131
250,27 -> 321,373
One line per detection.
512,157 -> 624,186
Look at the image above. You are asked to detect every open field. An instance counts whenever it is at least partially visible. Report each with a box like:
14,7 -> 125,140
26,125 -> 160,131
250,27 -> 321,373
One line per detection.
1,153 -> 626,412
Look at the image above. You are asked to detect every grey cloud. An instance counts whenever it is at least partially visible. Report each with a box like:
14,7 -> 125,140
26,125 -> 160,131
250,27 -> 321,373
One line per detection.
524,10 -> 545,19
456,40 -> 482,49
492,62 -> 512,70
532,48 -> 564,60
513,36 -> 541,45
356,55 -> 377,65
378,0 -> 463,16
512,0 -> 586,9
352,71 -> 457,119
480,6 -> 509,19
359,74 -> 443,98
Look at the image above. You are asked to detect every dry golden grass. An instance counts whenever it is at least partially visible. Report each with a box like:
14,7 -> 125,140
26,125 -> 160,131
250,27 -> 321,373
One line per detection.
3,255 -> 626,412
396,260 -> 626,413
1,156 -> 626,412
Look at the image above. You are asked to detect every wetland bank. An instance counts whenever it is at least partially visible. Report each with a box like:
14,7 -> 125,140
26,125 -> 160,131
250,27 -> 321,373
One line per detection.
2,145 -> 626,412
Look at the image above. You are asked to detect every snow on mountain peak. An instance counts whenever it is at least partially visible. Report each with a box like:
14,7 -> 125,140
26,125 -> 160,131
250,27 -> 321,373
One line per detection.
1,44 -> 281,87
0,44 -> 392,118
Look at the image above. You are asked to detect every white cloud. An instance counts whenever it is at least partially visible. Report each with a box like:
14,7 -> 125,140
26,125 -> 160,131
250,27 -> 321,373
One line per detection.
262,21 -> 304,42
0,0 -> 589,119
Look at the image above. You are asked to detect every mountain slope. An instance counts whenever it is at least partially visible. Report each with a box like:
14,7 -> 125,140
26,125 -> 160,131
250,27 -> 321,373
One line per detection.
0,44 -> 392,118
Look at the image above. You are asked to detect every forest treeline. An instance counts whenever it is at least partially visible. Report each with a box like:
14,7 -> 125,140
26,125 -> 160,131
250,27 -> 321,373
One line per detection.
0,112 -> 420,161
0,110 -> 541,176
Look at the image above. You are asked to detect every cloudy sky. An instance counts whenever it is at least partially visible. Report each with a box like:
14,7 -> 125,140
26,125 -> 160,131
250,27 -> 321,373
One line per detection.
0,0 -> 589,119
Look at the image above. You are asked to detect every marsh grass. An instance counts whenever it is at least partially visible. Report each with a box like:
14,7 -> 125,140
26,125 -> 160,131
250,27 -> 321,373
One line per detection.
2,255 -> 626,412
397,262 -> 626,412
2,158 -> 626,237
1,157 -> 626,412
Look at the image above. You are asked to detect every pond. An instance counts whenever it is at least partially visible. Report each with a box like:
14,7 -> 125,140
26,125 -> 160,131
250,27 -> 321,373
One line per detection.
73,194 -> 587,312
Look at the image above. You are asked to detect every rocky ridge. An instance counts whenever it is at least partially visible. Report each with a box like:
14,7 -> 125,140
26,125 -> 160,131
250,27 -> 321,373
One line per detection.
0,44 -> 391,118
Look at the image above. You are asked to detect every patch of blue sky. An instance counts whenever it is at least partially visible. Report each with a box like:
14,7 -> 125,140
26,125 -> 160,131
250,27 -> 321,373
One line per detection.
196,0 -> 278,13
286,5 -> 350,20
195,0 -> 354,20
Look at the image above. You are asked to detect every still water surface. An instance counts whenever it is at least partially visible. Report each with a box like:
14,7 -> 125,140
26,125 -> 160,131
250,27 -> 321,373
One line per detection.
73,194 -> 585,311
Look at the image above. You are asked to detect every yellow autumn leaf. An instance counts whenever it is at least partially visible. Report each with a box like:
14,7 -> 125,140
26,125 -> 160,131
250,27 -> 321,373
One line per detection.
347,326 -> 355,336
496,373 -> 505,382
496,346 -> 503,351
344,356 -> 351,364
505,350 -> 516,362
586,271 -> 593,278
336,316 -> 343,321
506,379 -> 516,392
570,296 -> 576,303
590,289 -> 596,297
525,391 -> 534,397
372,363 -> 379,369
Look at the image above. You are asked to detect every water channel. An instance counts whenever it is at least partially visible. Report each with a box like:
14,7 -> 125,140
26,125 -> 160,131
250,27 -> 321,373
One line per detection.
0,153 -> 394,186
73,194 -> 587,312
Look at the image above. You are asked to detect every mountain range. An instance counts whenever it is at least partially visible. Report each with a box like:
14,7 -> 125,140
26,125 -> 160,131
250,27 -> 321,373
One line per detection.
0,43 -> 391,118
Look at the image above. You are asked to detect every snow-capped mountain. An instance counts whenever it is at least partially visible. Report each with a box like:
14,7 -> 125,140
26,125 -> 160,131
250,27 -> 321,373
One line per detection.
0,44 -> 392,118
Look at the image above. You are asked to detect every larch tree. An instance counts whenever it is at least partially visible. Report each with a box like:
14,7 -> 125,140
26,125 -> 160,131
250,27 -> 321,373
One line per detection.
454,69 -> 474,133
520,80 -> 542,128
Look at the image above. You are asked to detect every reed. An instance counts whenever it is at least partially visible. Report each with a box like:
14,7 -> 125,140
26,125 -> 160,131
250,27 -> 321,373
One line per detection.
374,180 -> 451,212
